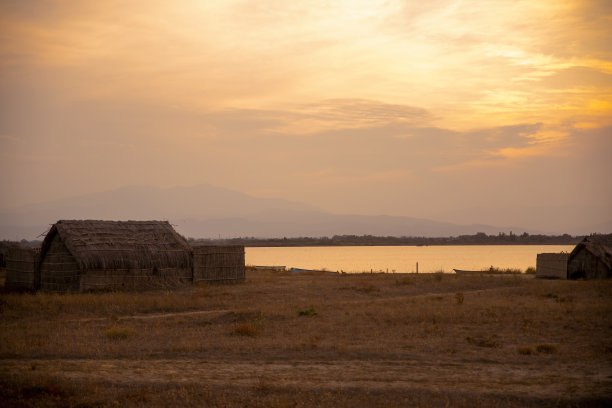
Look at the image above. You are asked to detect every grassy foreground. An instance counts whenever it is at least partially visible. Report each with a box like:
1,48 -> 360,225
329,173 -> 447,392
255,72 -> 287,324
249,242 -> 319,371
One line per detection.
0,268 -> 611,407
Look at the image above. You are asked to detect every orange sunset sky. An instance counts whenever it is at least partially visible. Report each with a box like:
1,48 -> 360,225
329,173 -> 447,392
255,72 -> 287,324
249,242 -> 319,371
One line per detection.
0,0 -> 611,233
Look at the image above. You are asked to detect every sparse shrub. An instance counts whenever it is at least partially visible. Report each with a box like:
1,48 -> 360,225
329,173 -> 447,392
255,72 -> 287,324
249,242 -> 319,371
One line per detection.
466,335 -> 499,348
517,346 -> 534,355
104,326 -> 135,340
455,292 -> 464,305
536,344 -> 557,354
545,293 -> 573,303
486,267 -> 522,274
395,277 -> 414,286
254,376 -> 272,392
525,267 -> 536,275
434,273 -> 444,281
354,283 -> 379,294
424,324 -> 442,335
297,307 -> 317,317
232,323 -> 260,337
119,388 -> 152,403
190,290 -> 208,300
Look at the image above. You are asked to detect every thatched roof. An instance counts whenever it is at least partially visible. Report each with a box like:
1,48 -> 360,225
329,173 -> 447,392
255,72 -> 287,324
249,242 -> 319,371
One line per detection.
569,233 -> 612,270
40,220 -> 192,271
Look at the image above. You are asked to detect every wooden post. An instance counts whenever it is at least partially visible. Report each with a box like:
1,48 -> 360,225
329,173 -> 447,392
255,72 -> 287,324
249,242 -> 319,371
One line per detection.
416,262 -> 419,274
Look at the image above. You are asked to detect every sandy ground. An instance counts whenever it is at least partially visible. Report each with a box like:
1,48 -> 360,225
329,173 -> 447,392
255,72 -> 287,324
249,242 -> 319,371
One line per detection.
2,356 -> 610,400
1,270 -> 611,406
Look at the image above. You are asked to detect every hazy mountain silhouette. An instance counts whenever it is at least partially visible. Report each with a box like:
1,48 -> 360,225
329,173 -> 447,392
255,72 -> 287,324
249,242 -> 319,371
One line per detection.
173,210 -> 528,239
0,184 -> 316,223
1,184 -> 538,240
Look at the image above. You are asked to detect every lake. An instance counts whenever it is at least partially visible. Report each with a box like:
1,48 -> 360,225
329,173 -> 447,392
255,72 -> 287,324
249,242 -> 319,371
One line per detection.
245,245 -> 575,273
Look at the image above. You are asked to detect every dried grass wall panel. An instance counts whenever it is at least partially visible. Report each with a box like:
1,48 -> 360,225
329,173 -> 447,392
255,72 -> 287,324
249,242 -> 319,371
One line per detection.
536,253 -> 569,279
5,247 -> 39,291
40,237 -> 80,292
79,267 -> 192,291
193,245 -> 245,283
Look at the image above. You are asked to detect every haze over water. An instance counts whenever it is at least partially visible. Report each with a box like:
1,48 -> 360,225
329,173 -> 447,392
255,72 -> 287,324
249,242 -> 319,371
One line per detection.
246,245 -> 575,274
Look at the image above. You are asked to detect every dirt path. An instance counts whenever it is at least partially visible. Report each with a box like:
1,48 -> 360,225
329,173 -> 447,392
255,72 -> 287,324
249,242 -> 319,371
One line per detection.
71,309 -> 231,323
2,358 -> 610,400
70,285 -> 519,323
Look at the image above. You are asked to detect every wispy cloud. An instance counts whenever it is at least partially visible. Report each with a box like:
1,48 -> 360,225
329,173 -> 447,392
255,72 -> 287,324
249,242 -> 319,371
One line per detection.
0,0 -> 609,230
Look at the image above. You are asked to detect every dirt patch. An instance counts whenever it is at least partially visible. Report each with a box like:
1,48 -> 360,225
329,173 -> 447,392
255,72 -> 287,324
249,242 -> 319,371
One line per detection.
2,357 -> 609,400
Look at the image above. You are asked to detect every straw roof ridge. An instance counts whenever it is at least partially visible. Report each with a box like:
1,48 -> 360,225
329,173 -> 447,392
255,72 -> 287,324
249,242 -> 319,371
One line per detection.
41,220 -> 192,271
568,233 -> 612,270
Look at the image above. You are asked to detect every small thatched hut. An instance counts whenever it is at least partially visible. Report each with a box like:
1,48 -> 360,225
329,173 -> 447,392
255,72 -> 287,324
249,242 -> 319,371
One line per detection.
5,247 -> 40,291
38,220 -> 192,292
192,245 -> 245,284
567,234 -> 612,280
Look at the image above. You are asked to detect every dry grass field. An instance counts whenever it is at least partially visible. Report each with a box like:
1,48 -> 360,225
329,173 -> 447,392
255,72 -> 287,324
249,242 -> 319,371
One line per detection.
0,268 -> 611,407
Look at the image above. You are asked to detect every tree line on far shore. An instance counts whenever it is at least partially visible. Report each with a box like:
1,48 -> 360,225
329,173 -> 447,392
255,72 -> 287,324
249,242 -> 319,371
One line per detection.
189,232 -> 585,247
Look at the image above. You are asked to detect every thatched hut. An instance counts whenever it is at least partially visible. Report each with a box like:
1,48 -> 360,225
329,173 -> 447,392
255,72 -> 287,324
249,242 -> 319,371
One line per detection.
567,234 -> 612,280
5,247 -> 40,291
192,245 -> 245,284
38,220 -> 192,292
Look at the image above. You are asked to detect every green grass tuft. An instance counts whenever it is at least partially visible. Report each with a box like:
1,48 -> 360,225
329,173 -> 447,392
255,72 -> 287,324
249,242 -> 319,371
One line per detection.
104,326 -> 135,340
297,307 -> 317,317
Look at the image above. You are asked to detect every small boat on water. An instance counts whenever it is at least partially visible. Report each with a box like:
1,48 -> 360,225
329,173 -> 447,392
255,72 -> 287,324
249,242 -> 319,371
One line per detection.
254,265 -> 286,271
453,269 -> 485,275
290,267 -> 338,275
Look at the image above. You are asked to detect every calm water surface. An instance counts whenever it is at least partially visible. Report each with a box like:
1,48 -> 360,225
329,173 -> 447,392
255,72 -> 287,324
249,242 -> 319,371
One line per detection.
246,245 -> 574,273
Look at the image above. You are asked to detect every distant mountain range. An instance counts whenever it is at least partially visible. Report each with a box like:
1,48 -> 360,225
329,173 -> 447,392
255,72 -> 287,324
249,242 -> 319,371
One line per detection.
0,184 -> 578,241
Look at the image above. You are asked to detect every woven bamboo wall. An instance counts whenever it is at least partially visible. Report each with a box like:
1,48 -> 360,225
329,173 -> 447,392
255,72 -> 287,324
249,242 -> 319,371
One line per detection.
79,267 -> 192,291
5,247 -> 39,291
192,245 -> 245,283
536,253 -> 569,279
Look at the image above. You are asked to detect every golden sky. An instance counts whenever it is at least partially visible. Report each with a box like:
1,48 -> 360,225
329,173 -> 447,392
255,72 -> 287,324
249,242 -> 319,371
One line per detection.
1,0 -> 611,232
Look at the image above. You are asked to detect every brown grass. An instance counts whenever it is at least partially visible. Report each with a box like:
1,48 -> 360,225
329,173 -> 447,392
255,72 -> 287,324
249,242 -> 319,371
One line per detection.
104,326 -> 136,340
232,322 -> 260,337
1,269 -> 611,407
535,343 -> 557,354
